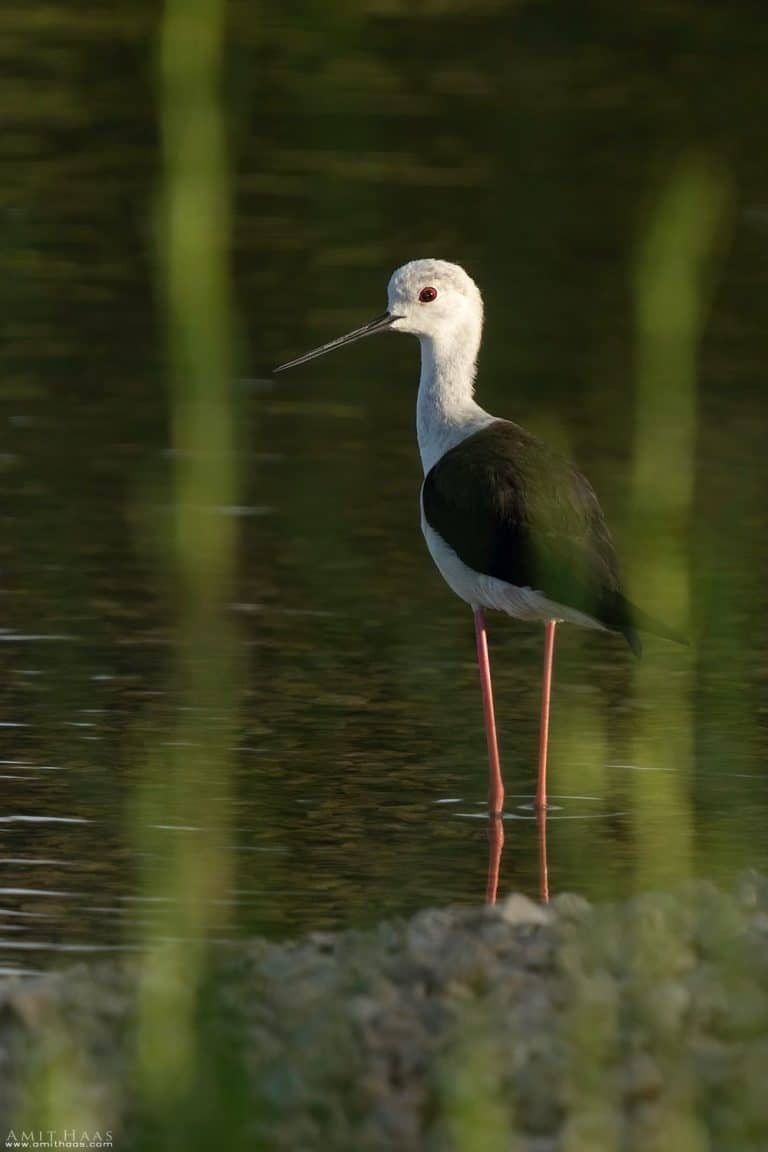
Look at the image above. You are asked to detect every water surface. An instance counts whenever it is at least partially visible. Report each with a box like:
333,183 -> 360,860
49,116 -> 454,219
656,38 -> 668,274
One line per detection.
1,1 -> 767,974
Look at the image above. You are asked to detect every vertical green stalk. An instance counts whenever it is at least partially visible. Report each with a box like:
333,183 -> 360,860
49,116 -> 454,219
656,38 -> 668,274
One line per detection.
160,0 -> 237,598
624,154 -> 730,1152
134,0 -> 242,1135
629,154 -> 729,890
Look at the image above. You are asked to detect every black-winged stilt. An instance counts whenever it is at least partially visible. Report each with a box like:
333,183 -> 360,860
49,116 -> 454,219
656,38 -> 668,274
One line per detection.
276,259 -> 678,817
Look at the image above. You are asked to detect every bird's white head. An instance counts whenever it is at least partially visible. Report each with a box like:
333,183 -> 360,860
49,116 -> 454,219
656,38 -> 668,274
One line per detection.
274,259 -> 483,374
386,259 -> 483,340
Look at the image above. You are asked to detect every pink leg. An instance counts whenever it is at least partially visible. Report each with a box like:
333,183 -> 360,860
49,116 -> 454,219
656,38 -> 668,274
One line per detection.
473,608 -> 504,815
536,620 -> 557,810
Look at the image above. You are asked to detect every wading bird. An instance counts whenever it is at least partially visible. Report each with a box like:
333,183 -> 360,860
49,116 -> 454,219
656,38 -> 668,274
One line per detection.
276,260 -> 676,816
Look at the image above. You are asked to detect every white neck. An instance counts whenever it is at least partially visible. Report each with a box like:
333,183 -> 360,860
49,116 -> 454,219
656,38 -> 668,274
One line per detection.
416,321 -> 494,474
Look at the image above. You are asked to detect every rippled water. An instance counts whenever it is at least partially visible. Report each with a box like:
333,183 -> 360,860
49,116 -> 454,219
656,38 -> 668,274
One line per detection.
1,2 -> 767,974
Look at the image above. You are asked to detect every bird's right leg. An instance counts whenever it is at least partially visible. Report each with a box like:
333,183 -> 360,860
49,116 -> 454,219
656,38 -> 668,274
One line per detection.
535,620 -> 557,810
473,608 -> 504,816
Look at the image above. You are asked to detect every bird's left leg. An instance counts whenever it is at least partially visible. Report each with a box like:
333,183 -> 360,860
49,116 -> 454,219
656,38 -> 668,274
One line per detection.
473,608 -> 504,815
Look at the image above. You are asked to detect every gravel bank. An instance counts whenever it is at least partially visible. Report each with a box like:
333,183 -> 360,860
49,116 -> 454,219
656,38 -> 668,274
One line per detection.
2,877 -> 768,1149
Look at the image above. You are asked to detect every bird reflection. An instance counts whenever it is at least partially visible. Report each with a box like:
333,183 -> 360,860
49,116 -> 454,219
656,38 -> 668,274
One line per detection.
537,806 -> 549,904
484,805 -> 550,905
485,817 -> 504,904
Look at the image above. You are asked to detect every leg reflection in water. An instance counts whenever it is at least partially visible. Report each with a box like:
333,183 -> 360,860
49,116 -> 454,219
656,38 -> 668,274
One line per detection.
537,805 -> 549,904
484,805 -> 549,906
485,817 -> 504,904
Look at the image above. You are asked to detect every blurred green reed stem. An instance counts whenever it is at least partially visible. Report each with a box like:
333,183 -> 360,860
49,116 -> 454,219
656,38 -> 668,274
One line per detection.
11,3 -> 245,1140
550,168 -> 730,1152
134,0 -> 243,1128
161,0 -> 238,595
440,1021 -> 509,1152
628,155 -> 730,891
15,1005 -> 114,1140
14,3 -> 245,1141
631,154 -> 729,630
623,155 -> 730,1152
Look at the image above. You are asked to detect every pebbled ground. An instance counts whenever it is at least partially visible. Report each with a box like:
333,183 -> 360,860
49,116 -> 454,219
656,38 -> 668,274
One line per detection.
2,876 -> 768,1150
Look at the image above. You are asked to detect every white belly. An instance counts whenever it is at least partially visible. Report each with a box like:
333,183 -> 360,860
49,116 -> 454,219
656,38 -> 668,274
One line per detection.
420,507 -> 606,631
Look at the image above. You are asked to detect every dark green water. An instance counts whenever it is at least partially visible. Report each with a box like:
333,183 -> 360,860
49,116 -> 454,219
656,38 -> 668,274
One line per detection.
1,1 -> 767,974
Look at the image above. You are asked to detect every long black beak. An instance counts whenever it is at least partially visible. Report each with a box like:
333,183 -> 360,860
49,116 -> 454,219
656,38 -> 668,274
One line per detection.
274,311 -> 397,373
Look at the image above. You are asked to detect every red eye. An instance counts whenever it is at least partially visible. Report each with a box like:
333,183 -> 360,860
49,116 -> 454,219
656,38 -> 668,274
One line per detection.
419,286 -> 438,303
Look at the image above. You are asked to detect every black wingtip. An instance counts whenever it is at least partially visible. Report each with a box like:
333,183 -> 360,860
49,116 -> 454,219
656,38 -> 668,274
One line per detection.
623,627 -> 643,658
628,607 -> 689,650
609,592 -> 689,654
